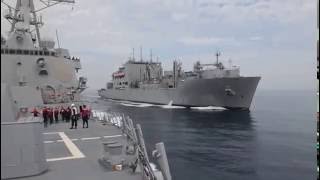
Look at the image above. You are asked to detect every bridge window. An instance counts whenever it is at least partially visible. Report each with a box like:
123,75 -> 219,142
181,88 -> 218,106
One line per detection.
0,48 -> 58,56
9,49 -> 15,54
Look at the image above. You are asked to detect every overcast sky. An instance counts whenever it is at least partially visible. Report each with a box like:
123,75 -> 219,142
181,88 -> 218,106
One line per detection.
1,0 -> 317,91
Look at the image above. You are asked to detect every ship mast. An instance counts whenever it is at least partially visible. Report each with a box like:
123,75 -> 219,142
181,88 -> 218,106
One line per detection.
215,51 -> 221,65
2,0 -> 74,47
140,46 -> 143,62
150,49 -> 153,62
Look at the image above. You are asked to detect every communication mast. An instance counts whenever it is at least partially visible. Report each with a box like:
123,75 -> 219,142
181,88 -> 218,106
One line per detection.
215,51 -> 221,65
2,0 -> 75,47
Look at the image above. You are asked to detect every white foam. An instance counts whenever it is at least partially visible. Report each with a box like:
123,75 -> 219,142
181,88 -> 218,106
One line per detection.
191,106 -> 226,111
120,102 -> 154,107
159,105 -> 186,109
119,101 -> 186,109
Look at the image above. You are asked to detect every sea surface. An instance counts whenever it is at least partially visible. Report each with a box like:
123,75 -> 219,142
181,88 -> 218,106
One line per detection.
82,90 -> 316,180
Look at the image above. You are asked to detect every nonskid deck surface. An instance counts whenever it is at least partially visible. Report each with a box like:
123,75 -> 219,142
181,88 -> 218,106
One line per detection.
21,119 -> 142,180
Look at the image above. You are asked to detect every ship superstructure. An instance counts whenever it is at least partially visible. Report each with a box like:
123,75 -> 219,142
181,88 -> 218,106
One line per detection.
1,0 -> 87,105
100,51 -> 261,110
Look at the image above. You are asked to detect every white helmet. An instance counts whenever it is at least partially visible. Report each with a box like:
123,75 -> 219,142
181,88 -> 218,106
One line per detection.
71,104 -> 75,107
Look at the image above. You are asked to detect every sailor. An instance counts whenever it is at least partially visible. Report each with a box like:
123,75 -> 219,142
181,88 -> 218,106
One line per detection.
30,107 -> 40,117
70,104 -> 78,129
81,105 -> 89,128
54,107 -> 59,123
60,107 -> 66,121
66,107 -> 72,122
48,108 -> 54,125
42,107 -> 48,128
79,105 -> 83,118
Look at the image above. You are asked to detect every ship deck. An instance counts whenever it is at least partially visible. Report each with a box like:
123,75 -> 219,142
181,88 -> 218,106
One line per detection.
20,118 -> 142,180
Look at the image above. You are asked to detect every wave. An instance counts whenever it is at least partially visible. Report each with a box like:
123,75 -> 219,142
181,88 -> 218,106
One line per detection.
190,106 -> 226,111
115,100 -> 222,110
120,102 -> 154,107
158,105 -> 186,109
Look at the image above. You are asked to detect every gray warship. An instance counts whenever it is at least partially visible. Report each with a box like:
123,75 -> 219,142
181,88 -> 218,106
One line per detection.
1,1 -> 172,180
99,50 -> 261,110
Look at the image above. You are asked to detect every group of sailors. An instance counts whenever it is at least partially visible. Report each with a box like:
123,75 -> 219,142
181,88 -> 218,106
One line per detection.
30,104 -> 91,129
64,56 -> 80,61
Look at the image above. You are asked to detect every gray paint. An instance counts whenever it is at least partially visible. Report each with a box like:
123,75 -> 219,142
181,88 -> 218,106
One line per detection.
154,143 -> 172,180
1,84 -> 18,123
1,120 -> 48,179
100,77 -> 261,109
102,56 -> 260,110
1,83 -> 47,179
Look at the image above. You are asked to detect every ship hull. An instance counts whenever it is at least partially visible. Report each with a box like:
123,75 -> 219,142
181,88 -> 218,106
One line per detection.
99,77 -> 261,110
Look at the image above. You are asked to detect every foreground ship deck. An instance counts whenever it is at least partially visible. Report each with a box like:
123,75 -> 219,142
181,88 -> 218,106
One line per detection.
20,118 -> 143,180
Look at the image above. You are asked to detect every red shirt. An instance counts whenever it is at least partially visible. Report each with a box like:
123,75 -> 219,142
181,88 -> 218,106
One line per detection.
31,108 -> 39,117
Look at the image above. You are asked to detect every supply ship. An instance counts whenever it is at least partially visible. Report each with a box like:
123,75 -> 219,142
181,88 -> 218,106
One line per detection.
99,50 -> 261,110
1,1 -> 171,180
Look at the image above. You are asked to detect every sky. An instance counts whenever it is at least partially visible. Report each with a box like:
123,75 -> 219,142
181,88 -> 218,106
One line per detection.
1,0 -> 317,91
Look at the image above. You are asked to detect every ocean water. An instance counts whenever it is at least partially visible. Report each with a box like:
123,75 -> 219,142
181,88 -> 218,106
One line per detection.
84,90 -> 316,180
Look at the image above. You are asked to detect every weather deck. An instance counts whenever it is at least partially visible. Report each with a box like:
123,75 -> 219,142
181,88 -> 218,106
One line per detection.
20,118 -> 142,180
